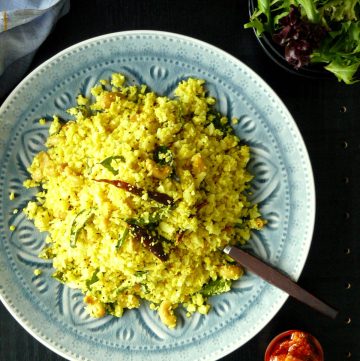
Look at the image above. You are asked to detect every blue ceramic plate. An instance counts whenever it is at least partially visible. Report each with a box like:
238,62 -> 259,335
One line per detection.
0,31 -> 315,361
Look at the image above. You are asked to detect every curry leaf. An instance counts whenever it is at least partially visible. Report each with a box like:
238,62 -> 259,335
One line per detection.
70,209 -> 93,248
201,278 -> 231,297
116,228 -> 129,249
86,268 -> 100,289
154,146 -> 173,166
100,155 -> 125,175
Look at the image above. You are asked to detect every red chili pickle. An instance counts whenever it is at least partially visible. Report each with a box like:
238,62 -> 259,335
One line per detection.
265,330 -> 324,361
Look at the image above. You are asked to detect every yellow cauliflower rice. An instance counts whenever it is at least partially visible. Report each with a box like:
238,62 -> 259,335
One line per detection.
24,73 -> 264,328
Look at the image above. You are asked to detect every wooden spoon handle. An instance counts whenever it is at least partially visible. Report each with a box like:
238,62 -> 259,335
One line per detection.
224,246 -> 338,319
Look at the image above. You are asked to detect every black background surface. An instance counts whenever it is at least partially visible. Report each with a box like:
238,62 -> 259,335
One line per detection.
1,1 -> 359,360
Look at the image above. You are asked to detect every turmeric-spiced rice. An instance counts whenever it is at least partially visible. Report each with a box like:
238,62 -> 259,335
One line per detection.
23,73 -> 264,328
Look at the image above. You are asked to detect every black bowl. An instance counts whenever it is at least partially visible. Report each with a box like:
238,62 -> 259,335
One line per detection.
248,0 -> 332,79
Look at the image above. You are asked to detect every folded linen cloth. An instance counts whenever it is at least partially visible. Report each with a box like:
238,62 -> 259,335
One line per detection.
0,0 -> 70,98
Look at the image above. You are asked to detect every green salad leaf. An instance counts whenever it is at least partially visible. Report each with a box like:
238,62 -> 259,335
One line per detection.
245,0 -> 360,83
297,0 -> 320,23
312,20 -> 360,83
319,0 -> 360,22
244,0 -> 271,35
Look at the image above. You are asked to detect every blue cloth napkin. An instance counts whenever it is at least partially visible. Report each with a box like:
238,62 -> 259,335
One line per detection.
0,0 -> 70,98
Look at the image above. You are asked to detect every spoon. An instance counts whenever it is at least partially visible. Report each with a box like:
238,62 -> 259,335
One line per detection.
223,245 -> 338,319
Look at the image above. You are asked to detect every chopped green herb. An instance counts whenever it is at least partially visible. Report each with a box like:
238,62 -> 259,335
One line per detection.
154,145 -> 173,165
171,171 -> 181,182
116,228 -> 129,249
105,302 -> 116,313
70,209 -> 93,248
226,259 -> 237,265
116,286 -> 129,294
135,270 -> 148,277
201,278 -> 231,297
100,155 -> 125,175
209,111 -> 232,133
86,268 -> 100,289
39,246 -> 55,259
234,222 -> 245,229
52,271 -> 66,284
77,105 -> 90,117
126,212 -> 162,229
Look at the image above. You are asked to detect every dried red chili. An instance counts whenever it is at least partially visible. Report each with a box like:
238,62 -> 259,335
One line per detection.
128,223 -> 168,262
94,179 -> 173,205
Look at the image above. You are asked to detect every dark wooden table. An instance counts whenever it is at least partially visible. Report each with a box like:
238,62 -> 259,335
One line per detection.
1,1 -> 359,360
